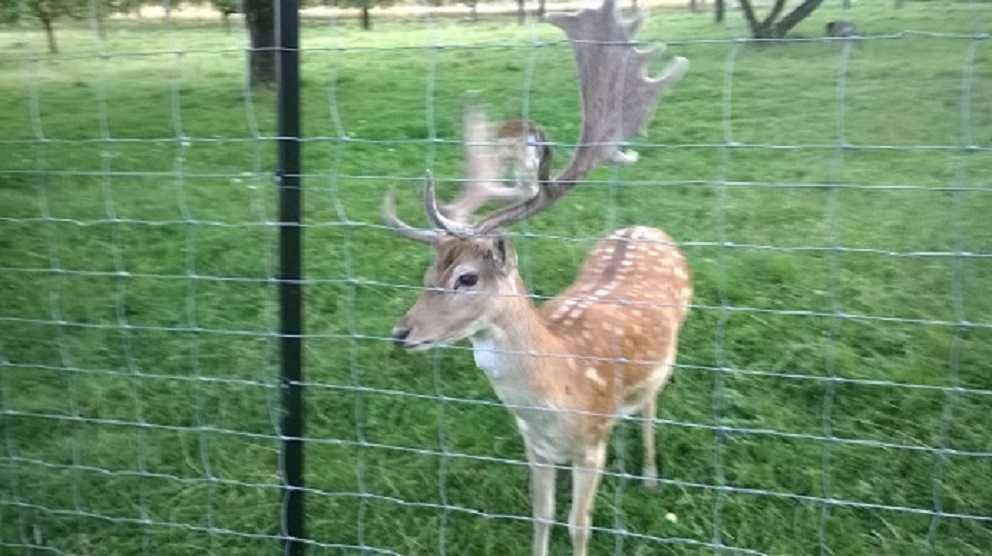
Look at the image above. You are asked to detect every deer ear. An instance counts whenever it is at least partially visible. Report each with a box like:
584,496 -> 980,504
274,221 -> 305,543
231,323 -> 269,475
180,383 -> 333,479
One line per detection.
488,236 -> 517,274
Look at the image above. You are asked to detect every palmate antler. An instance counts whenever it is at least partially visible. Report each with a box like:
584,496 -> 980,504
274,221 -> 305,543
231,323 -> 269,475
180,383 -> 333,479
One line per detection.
383,100 -> 539,242
442,100 -> 545,224
384,0 -> 688,241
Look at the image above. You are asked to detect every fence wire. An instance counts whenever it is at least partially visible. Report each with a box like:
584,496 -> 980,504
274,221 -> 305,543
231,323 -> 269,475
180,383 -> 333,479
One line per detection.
2,1 -> 991,555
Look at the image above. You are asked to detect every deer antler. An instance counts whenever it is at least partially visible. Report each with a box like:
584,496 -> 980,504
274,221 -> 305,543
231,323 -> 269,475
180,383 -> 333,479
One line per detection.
385,0 -> 687,240
441,100 -> 539,223
385,98 -> 549,239
464,0 -> 688,234
383,186 -> 438,244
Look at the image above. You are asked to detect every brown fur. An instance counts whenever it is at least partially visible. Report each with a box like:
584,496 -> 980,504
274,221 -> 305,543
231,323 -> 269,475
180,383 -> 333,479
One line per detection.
393,225 -> 691,556
497,119 -> 553,186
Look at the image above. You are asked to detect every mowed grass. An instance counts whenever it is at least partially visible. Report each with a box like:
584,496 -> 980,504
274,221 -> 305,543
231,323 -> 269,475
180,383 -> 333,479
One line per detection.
1,2 -> 992,554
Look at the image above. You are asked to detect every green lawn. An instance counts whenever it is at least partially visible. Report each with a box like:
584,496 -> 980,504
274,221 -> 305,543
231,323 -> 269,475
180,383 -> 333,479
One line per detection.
1,2 -> 991,554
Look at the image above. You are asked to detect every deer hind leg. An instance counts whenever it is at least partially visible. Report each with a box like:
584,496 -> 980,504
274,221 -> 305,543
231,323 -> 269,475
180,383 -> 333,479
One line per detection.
527,445 -> 557,556
568,441 -> 607,556
642,351 -> 677,490
641,395 -> 659,489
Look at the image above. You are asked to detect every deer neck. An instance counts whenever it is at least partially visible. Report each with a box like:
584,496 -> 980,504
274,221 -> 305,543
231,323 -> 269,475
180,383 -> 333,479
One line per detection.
469,274 -> 557,382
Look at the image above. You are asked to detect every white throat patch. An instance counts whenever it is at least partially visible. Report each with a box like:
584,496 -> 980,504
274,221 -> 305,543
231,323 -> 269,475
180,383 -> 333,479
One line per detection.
471,335 -> 502,377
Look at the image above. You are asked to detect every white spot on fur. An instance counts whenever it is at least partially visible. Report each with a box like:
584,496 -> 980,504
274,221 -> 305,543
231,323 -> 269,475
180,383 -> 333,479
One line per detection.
585,367 -> 606,387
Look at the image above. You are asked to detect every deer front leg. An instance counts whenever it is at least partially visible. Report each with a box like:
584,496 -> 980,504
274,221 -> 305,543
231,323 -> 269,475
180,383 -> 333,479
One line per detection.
527,446 -> 557,556
568,442 -> 607,556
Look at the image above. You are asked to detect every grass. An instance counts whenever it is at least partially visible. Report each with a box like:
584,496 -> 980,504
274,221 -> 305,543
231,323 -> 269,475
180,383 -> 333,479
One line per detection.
1,1 -> 991,554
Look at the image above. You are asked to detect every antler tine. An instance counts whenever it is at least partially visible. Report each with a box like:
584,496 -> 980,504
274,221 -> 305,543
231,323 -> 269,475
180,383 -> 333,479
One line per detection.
423,171 -> 477,238
443,98 -> 537,223
383,187 -> 438,244
476,0 -> 688,233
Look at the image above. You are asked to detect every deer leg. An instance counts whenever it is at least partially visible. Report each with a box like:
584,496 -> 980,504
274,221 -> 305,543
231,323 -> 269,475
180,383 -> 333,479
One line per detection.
643,349 -> 677,489
568,442 -> 607,556
641,395 -> 659,489
527,447 -> 557,556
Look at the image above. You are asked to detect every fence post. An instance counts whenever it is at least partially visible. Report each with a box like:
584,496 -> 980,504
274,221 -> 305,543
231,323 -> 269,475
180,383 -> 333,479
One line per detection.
276,0 -> 304,554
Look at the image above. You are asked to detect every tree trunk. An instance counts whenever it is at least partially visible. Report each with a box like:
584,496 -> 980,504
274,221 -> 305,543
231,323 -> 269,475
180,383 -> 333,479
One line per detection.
244,0 -> 276,87
517,0 -> 525,24
537,0 -> 545,18
738,0 -> 823,39
773,0 -> 825,37
222,12 -> 231,34
690,0 -> 698,12
763,0 -> 787,28
361,6 -> 370,30
471,3 -> 478,21
163,0 -> 172,23
94,3 -> 107,40
41,16 -> 58,54
738,0 -> 765,36
715,0 -> 724,22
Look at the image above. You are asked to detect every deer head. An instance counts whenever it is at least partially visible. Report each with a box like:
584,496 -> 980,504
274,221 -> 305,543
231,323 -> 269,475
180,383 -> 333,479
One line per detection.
385,0 -> 688,350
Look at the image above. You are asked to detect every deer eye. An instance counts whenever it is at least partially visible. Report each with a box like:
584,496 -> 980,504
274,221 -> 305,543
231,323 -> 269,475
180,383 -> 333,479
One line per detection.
456,273 -> 479,289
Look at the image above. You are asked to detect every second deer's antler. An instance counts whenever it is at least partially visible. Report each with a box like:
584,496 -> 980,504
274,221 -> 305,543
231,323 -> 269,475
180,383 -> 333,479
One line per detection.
465,0 -> 688,234
442,101 -> 542,223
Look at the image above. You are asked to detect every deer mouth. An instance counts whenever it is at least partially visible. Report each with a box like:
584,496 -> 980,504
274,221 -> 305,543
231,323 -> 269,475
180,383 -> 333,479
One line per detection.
404,341 -> 434,352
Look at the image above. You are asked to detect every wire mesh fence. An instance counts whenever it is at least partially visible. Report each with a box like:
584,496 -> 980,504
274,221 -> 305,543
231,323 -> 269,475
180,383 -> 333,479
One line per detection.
1,0 -> 991,554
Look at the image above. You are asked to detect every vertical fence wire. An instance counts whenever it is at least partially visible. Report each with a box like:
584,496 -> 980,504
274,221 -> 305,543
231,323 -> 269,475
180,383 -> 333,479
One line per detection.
927,34 -> 979,552
424,20 -> 450,555
817,37 -> 852,555
326,54 -> 371,554
711,38 -> 740,554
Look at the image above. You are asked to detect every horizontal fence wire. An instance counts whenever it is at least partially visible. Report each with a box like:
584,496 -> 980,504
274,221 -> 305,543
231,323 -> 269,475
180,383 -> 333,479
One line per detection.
2,0 -> 991,554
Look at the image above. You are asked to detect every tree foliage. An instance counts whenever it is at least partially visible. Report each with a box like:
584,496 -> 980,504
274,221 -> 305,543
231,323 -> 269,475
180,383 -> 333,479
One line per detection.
0,0 -> 85,52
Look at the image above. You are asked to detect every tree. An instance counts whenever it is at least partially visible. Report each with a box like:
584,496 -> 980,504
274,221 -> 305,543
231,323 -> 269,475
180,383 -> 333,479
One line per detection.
0,0 -> 84,53
737,0 -> 825,39
338,0 -> 395,30
91,0 -> 143,39
211,0 -> 240,33
461,0 -> 479,22
714,0 -> 724,22
243,0 -> 275,86
516,0 -> 524,24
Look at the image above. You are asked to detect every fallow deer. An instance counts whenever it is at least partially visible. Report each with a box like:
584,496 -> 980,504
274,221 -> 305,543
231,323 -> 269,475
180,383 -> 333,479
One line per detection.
383,1 -> 690,554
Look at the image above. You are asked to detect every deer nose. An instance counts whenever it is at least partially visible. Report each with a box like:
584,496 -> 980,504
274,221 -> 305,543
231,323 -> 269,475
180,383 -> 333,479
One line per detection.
391,327 -> 411,348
